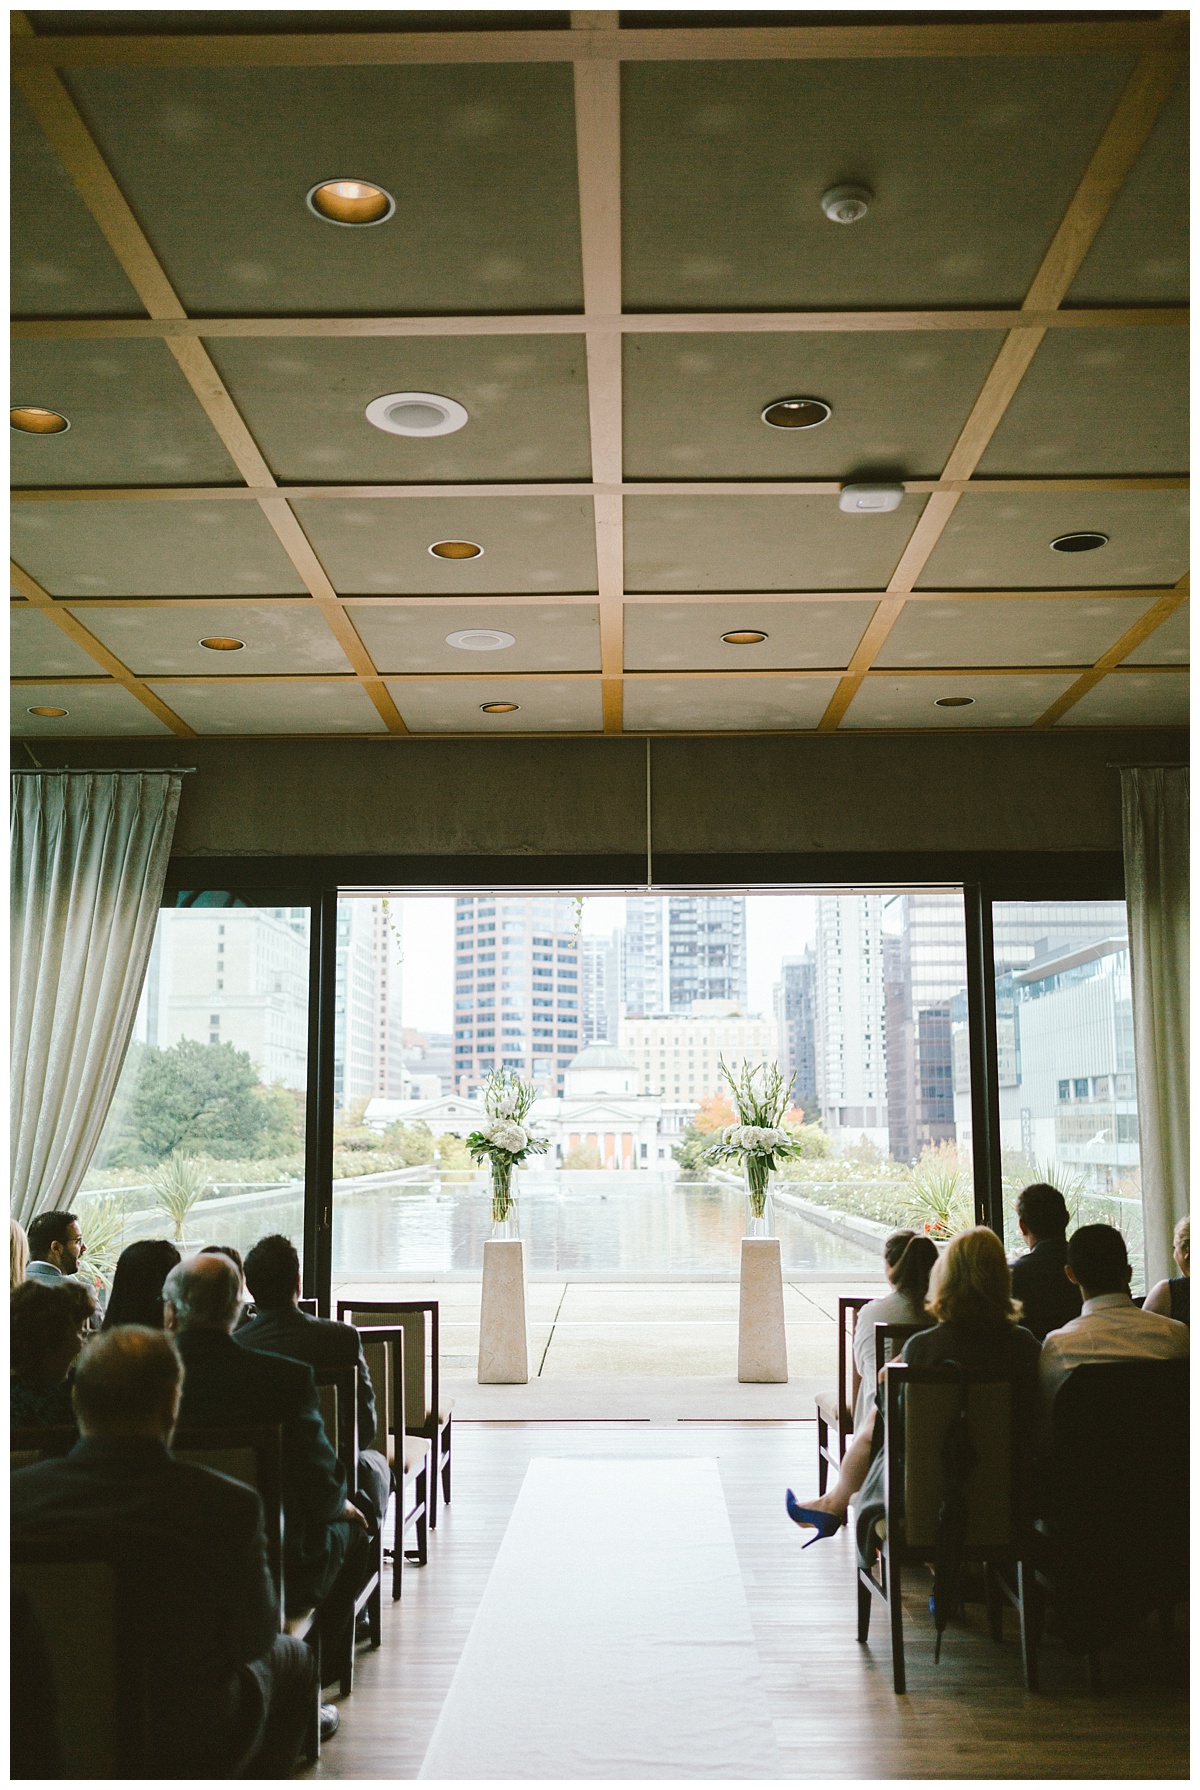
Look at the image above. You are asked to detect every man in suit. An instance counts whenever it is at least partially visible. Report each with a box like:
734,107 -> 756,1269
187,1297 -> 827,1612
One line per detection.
238,1234 -> 392,1530
1040,1224 -> 1189,1407
24,1210 -> 84,1286
1009,1182 -> 1083,1342
11,1325 -> 318,1777
162,1254 -> 368,1706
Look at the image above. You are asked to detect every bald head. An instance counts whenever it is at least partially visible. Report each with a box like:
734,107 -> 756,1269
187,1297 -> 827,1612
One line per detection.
163,1252 -> 242,1336
72,1326 -> 182,1442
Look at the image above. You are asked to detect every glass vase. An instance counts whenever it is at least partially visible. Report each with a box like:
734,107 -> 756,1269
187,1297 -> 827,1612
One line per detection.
744,1156 -> 774,1239
490,1157 -> 519,1239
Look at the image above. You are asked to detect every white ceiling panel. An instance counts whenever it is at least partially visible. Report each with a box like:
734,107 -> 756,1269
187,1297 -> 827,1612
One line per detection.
68,601 -> 353,676
147,678 -> 387,734
843,673 -> 1074,729
11,606 -> 105,677
1122,600 -> 1189,665
875,595 -> 1158,669
624,601 -> 874,671
387,676 -> 602,734
1057,670 -> 1189,727
347,603 -> 601,674
11,681 -> 173,736
623,676 -> 839,732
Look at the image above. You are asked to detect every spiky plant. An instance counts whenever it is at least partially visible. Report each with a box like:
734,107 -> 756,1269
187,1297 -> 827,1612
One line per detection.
76,1192 -> 126,1294
149,1153 -> 211,1242
907,1145 -> 973,1241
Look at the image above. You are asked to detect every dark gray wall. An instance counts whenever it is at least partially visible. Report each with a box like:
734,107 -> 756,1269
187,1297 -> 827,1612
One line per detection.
17,729 -> 1186,861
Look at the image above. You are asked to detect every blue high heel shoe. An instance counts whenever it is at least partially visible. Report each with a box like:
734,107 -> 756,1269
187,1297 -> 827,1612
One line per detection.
786,1490 -> 845,1547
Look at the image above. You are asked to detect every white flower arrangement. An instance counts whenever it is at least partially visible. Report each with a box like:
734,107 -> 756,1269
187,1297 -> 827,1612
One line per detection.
703,1059 -> 805,1216
467,1068 -> 548,1223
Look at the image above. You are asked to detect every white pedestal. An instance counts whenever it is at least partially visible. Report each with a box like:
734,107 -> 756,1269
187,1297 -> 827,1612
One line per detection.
738,1237 -> 788,1383
478,1238 -> 529,1384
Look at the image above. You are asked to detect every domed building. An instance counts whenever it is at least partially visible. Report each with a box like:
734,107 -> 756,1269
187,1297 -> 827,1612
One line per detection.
562,1042 -> 639,1099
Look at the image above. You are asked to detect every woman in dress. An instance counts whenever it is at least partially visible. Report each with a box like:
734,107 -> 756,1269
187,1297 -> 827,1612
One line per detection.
1143,1216 -> 1189,1326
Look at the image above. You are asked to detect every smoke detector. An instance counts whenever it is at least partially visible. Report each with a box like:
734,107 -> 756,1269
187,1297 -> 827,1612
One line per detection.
839,483 -> 904,514
821,183 -> 873,224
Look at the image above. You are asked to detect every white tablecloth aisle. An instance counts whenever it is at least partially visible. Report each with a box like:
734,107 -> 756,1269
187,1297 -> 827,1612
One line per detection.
419,1455 -> 782,1779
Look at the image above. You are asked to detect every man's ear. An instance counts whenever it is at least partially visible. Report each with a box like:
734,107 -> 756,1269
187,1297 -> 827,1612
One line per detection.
1064,1263 -> 1081,1286
163,1301 -> 179,1333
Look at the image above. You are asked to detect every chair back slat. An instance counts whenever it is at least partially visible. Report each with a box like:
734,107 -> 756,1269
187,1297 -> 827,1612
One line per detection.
839,1296 -> 872,1430
339,1301 -> 434,1431
12,1555 -> 121,1779
313,1365 -> 357,1499
10,1425 -> 77,1465
171,1424 -> 284,1612
893,1370 -> 1013,1550
873,1321 -> 928,1383
353,1327 -> 408,1455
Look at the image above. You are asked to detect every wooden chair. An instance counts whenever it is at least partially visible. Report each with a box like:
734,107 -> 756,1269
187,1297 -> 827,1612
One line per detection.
298,1297 -> 318,1315
11,1424 -> 77,1471
1039,1358 -> 1189,1686
857,1361 -> 1039,1695
172,1423 -> 320,1762
12,1534 -> 144,1778
815,1295 -> 871,1492
314,1363 -> 383,1694
353,1324 -> 430,1598
872,1322 -> 928,1383
338,1299 -> 452,1529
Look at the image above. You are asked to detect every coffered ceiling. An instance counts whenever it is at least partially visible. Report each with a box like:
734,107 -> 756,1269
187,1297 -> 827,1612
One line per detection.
10,9 -> 1189,741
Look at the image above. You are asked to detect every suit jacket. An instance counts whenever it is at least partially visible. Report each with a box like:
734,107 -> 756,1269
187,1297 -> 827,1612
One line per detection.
1010,1237 -> 1082,1343
236,1303 -> 379,1450
173,1326 -> 346,1611
11,1436 -> 277,1776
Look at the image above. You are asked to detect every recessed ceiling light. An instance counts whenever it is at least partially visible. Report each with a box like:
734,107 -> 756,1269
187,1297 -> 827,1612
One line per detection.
935,696 -> 975,708
27,705 -> 69,717
480,701 -> 520,714
821,183 -> 873,224
307,179 -> 395,226
722,630 -> 768,646
365,392 -> 468,437
1050,532 -> 1109,553
762,397 -> 831,430
199,636 -> 245,651
447,629 -> 516,652
11,407 -> 70,434
430,540 -> 484,560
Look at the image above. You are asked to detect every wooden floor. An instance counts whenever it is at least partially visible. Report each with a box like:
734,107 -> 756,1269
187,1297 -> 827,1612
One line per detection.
302,1423 -> 1189,1780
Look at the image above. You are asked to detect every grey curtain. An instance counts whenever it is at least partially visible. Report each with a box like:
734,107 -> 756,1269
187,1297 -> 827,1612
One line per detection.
10,771 -> 182,1227
1120,767 -> 1189,1286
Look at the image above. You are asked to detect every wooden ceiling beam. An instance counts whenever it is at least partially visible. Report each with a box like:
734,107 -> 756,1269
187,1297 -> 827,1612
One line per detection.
1034,575 -> 1191,728
10,559 -> 196,736
12,306 -> 1186,341
13,664 -> 1185,689
816,46 -> 1188,735
11,17 -> 1186,69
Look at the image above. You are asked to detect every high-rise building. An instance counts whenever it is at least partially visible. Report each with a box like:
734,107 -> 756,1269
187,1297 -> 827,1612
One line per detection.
623,896 -> 747,1016
372,900 -> 406,1098
580,929 -> 623,1044
134,906 -> 310,1091
452,896 -> 581,1096
619,1005 -> 775,1106
774,950 -> 817,1113
885,892 -> 968,1164
334,899 -> 380,1112
813,894 -> 888,1150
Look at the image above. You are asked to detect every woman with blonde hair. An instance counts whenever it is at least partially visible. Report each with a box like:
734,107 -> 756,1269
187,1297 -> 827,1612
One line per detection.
10,1218 -> 30,1291
1143,1216 -> 1189,1326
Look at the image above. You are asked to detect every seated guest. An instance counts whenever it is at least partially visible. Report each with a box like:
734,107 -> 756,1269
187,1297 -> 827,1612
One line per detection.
25,1210 -> 85,1286
851,1230 -> 939,1428
1009,1182 -> 1082,1342
11,1218 -> 30,1290
788,1228 -> 1041,1550
102,1240 -> 181,1331
11,1326 -> 319,1777
163,1254 -> 368,1702
1143,1216 -> 1190,1326
1040,1224 -> 1189,1407
11,1280 -> 96,1429
200,1244 -> 254,1328
237,1234 -> 392,1530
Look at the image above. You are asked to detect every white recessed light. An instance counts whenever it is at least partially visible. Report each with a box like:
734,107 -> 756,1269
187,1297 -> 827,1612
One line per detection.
446,629 -> 516,652
935,696 -> 975,708
821,183 -> 873,224
762,397 -> 831,430
839,483 -> 904,514
1050,532 -> 1109,553
27,705 -> 69,717
307,179 -> 395,226
365,392 -> 468,437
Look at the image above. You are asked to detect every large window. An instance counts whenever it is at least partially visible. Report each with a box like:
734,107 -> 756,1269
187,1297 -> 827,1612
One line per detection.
986,899 -> 1142,1282
75,897 -> 309,1295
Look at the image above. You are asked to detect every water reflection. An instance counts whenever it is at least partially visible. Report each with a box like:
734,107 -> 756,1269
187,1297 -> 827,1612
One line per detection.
333,1171 -> 880,1279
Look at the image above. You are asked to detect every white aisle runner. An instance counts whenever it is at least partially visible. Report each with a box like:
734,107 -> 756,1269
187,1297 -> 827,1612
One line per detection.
419,1457 -> 782,1780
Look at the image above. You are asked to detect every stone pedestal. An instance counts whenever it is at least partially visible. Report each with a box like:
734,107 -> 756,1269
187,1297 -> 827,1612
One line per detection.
738,1237 -> 788,1383
478,1238 -> 529,1384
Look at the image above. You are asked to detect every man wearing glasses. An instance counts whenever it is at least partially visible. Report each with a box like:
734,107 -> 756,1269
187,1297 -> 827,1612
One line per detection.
24,1211 -> 85,1285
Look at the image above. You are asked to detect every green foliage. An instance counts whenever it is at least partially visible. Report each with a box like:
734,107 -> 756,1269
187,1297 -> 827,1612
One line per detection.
101,1039 -> 282,1166
672,1129 -> 713,1179
563,1142 -> 602,1170
905,1142 -> 973,1240
75,1192 -> 126,1293
150,1152 -> 211,1241
784,1121 -> 831,1160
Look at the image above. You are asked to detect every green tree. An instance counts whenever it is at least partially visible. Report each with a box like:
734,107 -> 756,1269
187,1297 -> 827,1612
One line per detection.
108,1038 -> 273,1164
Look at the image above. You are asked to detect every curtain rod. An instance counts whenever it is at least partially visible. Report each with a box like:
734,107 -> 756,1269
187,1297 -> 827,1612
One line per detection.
10,766 -> 198,774
1106,761 -> 1188,769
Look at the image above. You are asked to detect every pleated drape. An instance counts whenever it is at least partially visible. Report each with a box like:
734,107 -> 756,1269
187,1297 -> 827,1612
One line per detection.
1120,767 -> 1189,1286
10,771 -> 182,1227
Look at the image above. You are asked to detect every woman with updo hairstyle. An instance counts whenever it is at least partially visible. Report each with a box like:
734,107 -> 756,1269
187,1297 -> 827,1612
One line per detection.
1143,1215 -> 1189,1326
851,1229 -> 939,1428
102,1239 -> 182,1331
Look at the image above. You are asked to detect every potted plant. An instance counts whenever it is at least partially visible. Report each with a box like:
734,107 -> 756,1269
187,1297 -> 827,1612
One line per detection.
467,1068 -> 547,1237
703,1058 -> 806,1237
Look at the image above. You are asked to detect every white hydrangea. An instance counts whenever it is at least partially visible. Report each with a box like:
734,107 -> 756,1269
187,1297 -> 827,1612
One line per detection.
494,1091 -> 520,1119
724,1124 -> 789,1153
485,1118 -> 528,1153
